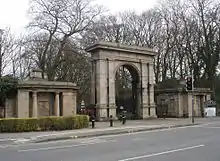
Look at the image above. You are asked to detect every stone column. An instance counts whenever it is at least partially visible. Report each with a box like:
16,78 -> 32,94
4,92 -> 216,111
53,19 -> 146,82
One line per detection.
91,60 -> 96,105
141,62 -> 150,119
32,91 -> 38,117
62,92 -> 76,116
201,95 -> 205,117
178,93 -> 183,117
17,90 -> 29,118
188,92 -> 193,117
148,62 -> 156,117
55,92 -> 60,116
95,59 -> 108,120
206,94 -> 211,101
108,60 -> 117,118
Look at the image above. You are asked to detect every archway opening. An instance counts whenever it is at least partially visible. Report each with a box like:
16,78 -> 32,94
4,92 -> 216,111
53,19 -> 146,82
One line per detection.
115,64 -> 140,119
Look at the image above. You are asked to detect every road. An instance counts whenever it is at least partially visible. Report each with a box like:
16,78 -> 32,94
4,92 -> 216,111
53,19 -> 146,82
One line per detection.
0,121 -> 220,161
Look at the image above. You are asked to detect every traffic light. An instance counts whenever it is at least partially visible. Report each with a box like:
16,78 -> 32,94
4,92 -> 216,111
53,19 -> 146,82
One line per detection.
186,76 -> 193,90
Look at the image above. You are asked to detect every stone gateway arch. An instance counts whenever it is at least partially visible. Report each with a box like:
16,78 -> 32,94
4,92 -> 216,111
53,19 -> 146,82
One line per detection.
86,42 -> 157,120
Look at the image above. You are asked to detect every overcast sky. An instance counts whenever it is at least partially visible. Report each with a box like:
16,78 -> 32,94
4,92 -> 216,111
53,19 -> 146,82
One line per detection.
0,0 -> 157,34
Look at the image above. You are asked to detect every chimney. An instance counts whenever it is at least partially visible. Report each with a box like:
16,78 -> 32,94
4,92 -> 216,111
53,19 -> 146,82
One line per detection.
29,69 -> 43,80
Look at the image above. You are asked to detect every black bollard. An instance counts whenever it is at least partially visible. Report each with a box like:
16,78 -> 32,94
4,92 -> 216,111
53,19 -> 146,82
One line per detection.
91,114 -> 95,128
109,115 -> 113,127
122,115 -> 126,125
91,119 -> 95,128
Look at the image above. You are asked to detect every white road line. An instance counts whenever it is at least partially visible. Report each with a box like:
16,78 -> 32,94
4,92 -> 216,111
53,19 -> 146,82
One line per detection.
0,138 -> 16,141
202,126 -> 220,129
18,140 -> 116,152
118,144 -> 204,161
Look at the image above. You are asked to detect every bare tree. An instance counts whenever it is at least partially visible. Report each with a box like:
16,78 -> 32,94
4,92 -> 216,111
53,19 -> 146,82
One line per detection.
27,0 -> 104,80
190,0 -> 220,89
0,28 -> 19,77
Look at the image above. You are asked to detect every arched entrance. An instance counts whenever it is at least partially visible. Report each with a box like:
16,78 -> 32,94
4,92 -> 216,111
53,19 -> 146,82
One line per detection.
115,64 -> 140,119
87,42 -> 157,121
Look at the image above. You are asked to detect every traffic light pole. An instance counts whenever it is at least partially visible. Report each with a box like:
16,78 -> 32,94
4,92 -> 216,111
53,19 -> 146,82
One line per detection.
191,72 -> 195,124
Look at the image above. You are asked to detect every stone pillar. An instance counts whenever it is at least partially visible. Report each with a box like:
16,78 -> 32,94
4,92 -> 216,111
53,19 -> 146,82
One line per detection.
17,90 -> 29,118
108,60 -> 117,119
136,87 -> 142,118
32,91 -> 38,117
55,92 -> 60,116
178,93 -> 183,117
95,59 -> 108,120
91,60 -> 96,105
62,92 -> 76,116
188,92 -> 193,117
148,62 -> 156,117
206,94 -> 211,101
194,95 -> 198,116
141,62 -> 150,119
201,95 -> 205,117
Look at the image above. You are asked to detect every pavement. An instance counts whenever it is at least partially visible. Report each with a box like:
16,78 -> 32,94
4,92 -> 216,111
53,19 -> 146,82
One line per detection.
0,117 -> 219,145
0,117 -> 220,161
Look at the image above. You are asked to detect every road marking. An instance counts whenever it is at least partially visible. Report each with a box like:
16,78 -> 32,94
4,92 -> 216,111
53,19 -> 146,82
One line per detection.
18,140 -> 116,152
202,126 -> 220,129
118,144 -> 204,161
0,138 -> 16,141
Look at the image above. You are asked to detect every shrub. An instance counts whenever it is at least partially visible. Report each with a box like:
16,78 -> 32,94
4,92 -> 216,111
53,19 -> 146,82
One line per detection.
0,115 -> 89,133
73,115 -> 89,129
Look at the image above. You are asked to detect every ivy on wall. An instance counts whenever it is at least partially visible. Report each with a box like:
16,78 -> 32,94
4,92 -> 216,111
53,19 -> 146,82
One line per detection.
0,76 -> 18,106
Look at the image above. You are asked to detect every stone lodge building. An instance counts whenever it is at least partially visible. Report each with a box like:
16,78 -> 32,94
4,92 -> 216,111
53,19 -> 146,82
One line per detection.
156,88 -> 213,117
5,69 -> 78,118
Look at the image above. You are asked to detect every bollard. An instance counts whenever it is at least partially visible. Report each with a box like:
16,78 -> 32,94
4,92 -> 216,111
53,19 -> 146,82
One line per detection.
109,115 -> 113,127
91,119 -> 95,128
122,115 -> 126,125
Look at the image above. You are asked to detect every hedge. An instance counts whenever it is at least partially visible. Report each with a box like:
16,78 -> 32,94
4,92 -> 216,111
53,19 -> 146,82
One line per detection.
0,115 -> 89,133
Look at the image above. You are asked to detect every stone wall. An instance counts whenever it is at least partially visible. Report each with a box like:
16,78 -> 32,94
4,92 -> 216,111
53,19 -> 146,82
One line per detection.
17,90 -> 29,118
5,97 -> 16,118
156,93 -> 179,117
